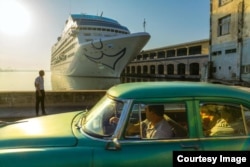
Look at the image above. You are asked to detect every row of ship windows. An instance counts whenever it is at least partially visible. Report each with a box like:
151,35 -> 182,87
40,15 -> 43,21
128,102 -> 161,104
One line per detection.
78,27 -> 129,34
52,42 -> 76,59
52,38 -> 75,58
212,48 -> 237,56
51,52 -> 75,65
53,37 -> 74,54
83,33 -> 122,37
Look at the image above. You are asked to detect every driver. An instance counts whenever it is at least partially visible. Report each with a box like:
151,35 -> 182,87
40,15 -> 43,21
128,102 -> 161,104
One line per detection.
110,105 -> 174,139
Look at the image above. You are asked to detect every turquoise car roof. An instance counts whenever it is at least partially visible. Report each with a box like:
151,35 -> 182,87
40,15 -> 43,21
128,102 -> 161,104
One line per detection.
107,82 -> 250,100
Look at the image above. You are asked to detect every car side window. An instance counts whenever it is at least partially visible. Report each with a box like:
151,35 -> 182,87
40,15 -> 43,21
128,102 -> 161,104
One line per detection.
125,103 -> 188,139
244,106 -> 250,134
200,103 -> 250,137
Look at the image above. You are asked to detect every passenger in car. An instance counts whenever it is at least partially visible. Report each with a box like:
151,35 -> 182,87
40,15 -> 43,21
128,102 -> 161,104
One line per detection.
124,105 -> 174,139
209,106 -> 244,136
200,104 -> 220,136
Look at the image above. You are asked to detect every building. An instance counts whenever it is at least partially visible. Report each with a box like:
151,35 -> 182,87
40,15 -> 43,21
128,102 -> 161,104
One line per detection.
124,0 -> 250,84
123,39 -> 209,80
209,0 -> 250,83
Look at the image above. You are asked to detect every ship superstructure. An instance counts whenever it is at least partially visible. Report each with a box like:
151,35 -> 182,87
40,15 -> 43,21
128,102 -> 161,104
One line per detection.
51,14 -> 150,77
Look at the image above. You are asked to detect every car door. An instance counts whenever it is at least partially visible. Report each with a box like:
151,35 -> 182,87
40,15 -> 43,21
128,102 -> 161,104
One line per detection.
93,99 -> 202,167
195,98 -> 250,151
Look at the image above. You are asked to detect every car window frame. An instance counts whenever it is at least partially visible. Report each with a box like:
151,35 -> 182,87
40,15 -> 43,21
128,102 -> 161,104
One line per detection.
120,98 -> 196,141
193,97 -> 250,138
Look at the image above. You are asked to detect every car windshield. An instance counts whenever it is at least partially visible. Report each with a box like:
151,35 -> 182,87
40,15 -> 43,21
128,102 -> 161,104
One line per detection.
82,96 -> 124,137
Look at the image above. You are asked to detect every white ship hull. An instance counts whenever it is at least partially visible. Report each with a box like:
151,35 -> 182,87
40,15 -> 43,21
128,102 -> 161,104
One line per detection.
51,32 -> 150,77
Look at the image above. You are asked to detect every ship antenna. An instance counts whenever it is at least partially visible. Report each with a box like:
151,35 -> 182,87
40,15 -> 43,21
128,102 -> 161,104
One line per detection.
143,18 -> 146,32
100,11 -> 103,17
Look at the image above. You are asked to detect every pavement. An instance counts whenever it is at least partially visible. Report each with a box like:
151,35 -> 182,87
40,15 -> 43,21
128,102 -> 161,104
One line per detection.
0,105 -> 87,121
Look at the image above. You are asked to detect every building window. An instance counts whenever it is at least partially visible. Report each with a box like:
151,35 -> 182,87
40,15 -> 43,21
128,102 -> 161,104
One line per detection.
247,65 -> 250,73
137,66 -> 141,74
212,51 -> 222,56
131,66 -> 136,73
143,54 -> 149,60
177,63 -> 186,75
167,50 -> 175,57
136,55 -> 142,60
218,15 -> 231,36
157,51 -> 165,59
158,64 -> 164,75
219,0 -> 233,7
167,64 -> 174,75
190,63 -> 199,75
143,65 -> 148,74
150,65 -> 155,74
84,33 -> 91,36
177,48 -> 187,56
242,65 -> 250,74
189,45 -> 202,55
225,48 -> 237,54
212,67 -> 216,73
150,53 -> 156,59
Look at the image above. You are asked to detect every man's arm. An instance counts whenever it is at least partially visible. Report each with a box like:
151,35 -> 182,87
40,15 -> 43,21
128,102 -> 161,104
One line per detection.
35,80 -> 42,96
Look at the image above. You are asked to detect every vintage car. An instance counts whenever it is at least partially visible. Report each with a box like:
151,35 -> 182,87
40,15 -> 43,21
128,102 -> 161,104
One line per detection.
0,82 -> 250,166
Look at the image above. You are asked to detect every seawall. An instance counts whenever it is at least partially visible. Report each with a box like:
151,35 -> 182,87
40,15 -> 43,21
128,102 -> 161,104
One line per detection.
0,91 -> 106,120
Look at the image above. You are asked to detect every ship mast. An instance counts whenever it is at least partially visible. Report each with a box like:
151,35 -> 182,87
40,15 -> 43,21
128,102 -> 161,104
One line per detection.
143,18 -> 146,32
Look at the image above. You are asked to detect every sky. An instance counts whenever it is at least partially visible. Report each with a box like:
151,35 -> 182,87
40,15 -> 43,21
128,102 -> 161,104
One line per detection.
0,0 -> 209,70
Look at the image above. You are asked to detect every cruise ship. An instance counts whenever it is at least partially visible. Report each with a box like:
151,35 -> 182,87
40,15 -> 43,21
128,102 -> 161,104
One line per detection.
51,14 -> 150,77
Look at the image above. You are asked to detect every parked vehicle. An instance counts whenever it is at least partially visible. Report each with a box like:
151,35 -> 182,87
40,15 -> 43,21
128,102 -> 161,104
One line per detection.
0,82 -> 250,166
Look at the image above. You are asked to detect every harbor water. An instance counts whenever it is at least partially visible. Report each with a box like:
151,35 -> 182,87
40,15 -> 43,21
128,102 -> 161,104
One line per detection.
0,71 -> 172,91
0,71 -> 116,91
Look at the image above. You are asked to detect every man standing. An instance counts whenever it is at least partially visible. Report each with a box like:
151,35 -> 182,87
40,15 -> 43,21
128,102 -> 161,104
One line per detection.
35,70 -> 46,116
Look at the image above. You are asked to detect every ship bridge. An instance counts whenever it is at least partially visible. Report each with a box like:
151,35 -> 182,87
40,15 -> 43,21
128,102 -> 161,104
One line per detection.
71,14 -> 129,32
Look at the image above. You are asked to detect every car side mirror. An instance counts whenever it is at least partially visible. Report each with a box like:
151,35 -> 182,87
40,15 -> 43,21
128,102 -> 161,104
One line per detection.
105,137 -> 121,151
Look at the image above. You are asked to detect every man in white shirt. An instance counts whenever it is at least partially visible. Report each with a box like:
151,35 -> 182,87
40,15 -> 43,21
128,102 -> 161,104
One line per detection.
143,105 -> 173,139
35,70 -> 46,116
112,105 -> 174,139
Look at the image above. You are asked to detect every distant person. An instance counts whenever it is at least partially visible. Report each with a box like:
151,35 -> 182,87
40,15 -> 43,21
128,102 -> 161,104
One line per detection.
35,70 -> 46,116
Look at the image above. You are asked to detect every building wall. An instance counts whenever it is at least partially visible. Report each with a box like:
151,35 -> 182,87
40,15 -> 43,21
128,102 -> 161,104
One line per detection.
241,38 -> 250,81
210,0 -> 250,82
